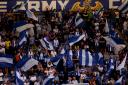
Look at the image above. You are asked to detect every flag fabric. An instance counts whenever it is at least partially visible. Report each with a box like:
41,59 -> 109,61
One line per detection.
65,50 -> 73,68
26,9 -> 38,21
0,54 -> 13,68
50,54 -> 64,66
13,21 -> 34,33
42,77 -> 54,85
104,19 -> 109,33
75,13 -> 85,28
94,7 -> 104,17
118,0 -> 128,11
106,57 -> 115,76
18,30 -> 28,46
115,76 -> 123,85
96,52 -> 104,65
15,57 -> 38,72
40,37 -> 54,50
79,49 -> 97,66
68,34 -> 85,46
15,70 -> 24,85
116,54 -> 127,70
122,7 -> 128,13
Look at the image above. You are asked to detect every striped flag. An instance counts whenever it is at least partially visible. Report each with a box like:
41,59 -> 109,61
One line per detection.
75,13 -> 85,28
65,50 -> 73,68
50,54 -> 64,66
42,77 -> 54,85
115,76 -> 123,85
40,37 -> 54,50
0,54 -> 13,68
15,57 -> 38,72
18,30 -> 28,46
79,49 -> 97,66
13,21 -> 34,33
15,70 -> 24,85
68,34 -> 85,46
26,9 -> 38,21
116,54 -> 127,71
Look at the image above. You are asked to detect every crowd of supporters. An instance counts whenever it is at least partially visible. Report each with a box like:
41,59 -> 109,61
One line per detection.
0,9 -> 128,85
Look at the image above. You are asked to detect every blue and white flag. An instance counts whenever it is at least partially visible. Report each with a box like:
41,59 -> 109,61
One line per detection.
42,77 -> 54,85
79,49 -> 97,66
94,7 -> 104,17
106,57 -> 115,76
50,54 -> 64,66
26,9 -> 38,21
65,50 -> 73,68
75,13 -> 85,28
0,54 -> 13,68
40,37 -> 54,50
96,52 -> 104,65
118,0 -> 128,11
115,76 -> 123,85
68,34 -> 85,46
18,30 -> 28,46
116,54 -> 127,70
13,21 -> 34,33
15,70 -> 24,85
16,57 -> 38,72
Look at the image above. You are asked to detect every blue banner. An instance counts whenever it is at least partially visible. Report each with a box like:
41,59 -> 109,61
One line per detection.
0,0 -> 124,12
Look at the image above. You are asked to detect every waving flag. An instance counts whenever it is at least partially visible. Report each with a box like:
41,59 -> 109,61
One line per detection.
79,49 -> 97,66
68,34 -> 85,46
26,9 -> 38,21
94,7 -> 104,17
75,13 -> 85,28
16,57 -> 38,72
116,54 -> 127,70
13,21 -> 34,33
0,54 -> 13,68
18,30 -> 28,46
115,76 -> 123,85
42,77 -> 54,85
50,54 -> 64,66
40,37 -> 54,50
106,57 -> 115,76
65,50 -> 73,68
15,70 -> 24,85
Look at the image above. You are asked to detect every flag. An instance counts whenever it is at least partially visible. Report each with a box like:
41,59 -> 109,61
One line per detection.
116,54 -> 127,70
40,37 -> 54,50
26,9 -> 38,21
65,50 -> 73,68
104,19 -> 109,33
13,21 -> 34,33
15,70 -> 24,85
115,76 -> 123,85
122,7 -> 128,13
118,0 -> 128,11
94,7 -> 104,17
96,52 -> 104,65
42,77 -> 54,85
15,57 -> 38,72
75,13 -> 85,28
50,54 -> 64,66
68,34 -> 85,46
18,30 -> 28,46
0,54 -> 13,68
106,57 -> 115,76
79,49 -> 97,66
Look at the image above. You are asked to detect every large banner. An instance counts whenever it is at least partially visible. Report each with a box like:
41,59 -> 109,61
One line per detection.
0,0 -> 125,12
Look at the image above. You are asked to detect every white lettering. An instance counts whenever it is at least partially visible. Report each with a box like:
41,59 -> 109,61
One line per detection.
28,1 -> 40,11
58,0 -> 69,10
109,0 -> 120,8
42,1 -> 56,11
0,2 -> 7,12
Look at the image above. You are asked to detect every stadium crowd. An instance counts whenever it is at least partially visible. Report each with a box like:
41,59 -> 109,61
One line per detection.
0,8 -> 128,85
